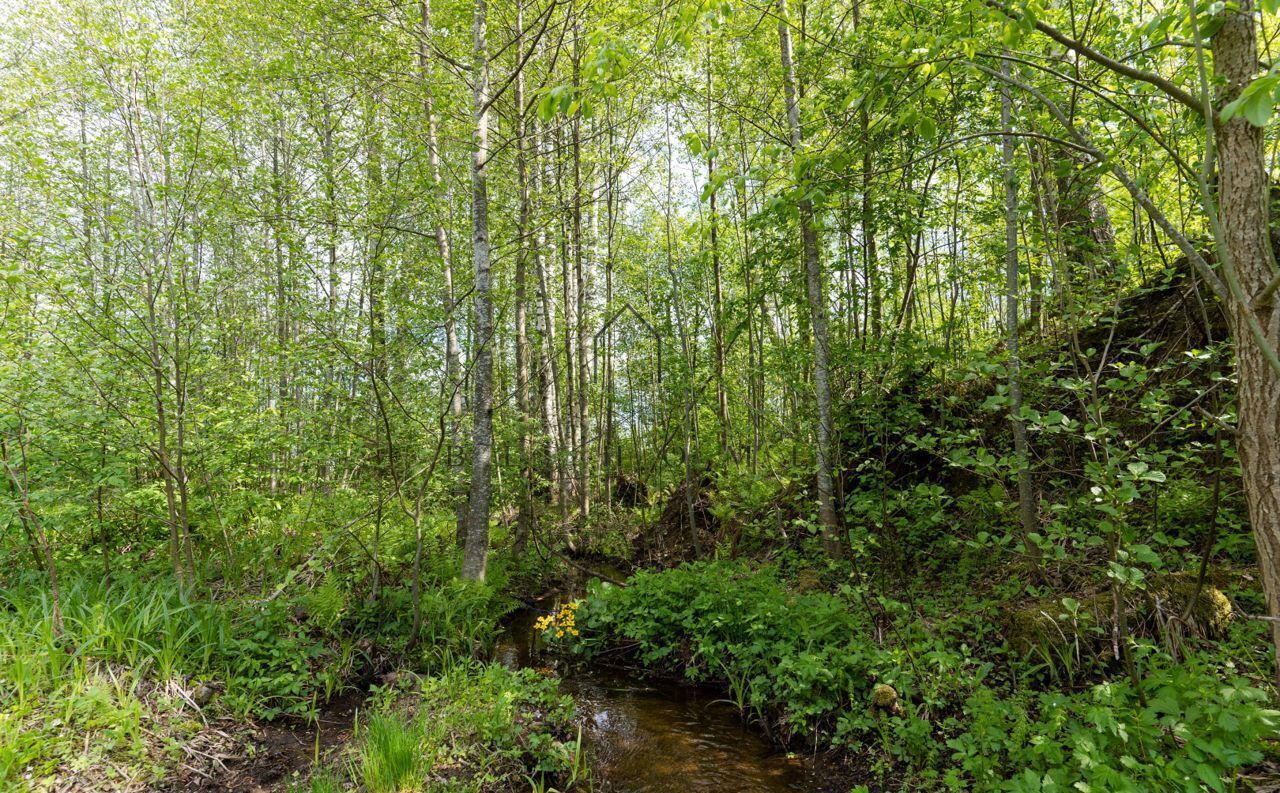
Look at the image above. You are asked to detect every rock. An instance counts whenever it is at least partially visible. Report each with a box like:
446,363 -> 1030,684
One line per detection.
1002,574 -> 1237,665
192,681 -> 224,707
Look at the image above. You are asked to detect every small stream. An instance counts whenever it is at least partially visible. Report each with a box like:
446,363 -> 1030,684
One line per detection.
494,595 -> 817,792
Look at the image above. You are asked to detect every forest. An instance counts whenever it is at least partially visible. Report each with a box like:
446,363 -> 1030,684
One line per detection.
2,0 -> 1280,788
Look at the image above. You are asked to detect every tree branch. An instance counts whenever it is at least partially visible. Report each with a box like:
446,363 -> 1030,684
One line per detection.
986,0 -> 1203,113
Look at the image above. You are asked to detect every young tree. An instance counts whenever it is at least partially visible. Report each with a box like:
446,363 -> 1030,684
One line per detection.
461,0 -> 494,582
999,59 -> 1040,569
777,0 -> 840,558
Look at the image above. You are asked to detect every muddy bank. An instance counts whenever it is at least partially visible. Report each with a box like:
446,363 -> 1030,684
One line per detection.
174,691 -> 365,792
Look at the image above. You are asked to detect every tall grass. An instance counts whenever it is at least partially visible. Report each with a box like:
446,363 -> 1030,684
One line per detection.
0,568 -> 238,783
290,769 -> 346,793
0,512 -> 537,787
0,570 -> 231,696
356,711 -> 429,792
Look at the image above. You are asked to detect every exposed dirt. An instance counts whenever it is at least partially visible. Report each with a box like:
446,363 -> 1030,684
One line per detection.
172,691 -> 365,792
644,471 -> 720,564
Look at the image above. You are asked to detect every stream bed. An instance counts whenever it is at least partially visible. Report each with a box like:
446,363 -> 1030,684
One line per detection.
494,599 -> 819,792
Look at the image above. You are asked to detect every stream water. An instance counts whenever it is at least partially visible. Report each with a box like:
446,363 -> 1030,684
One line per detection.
494,596 -> 818,792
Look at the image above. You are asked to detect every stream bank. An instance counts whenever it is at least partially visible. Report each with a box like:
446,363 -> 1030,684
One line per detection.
496,594 -> 836,793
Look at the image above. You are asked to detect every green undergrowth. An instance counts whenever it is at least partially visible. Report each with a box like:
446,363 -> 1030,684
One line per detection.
0,515 -> 523,789
0,566 -> 323,787
557,560 -> 1279,791
290,661 -> 584,793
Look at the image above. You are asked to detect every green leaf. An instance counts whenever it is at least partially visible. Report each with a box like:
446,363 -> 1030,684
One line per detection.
537,92 -> 558,121
1001,20 -> 1021,47
1243,89 -> 1275,127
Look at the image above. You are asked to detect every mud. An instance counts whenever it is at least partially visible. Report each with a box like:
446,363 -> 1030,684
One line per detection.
174,691 -> 364,792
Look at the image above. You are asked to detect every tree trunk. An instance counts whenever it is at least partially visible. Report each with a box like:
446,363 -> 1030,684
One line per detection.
1000,58 -> 1040,567
321,95 -> 339,489
146,251 -> 185,585
1,435 -> 61,635
778,0 -> 841,557
418,0 -> 467,547
532,122 -> 564,506
557,122 -> 578,515
271,131 -> 288,494
1213,0 -> 1280,683
365,90 -> 388,598
461,0 -> 493,581
513,0 -> 534,555
572,48 -> 591,519
707,41 -> 729,462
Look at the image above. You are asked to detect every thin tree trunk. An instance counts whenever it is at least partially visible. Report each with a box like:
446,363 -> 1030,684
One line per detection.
735,119 -> 762,471
147,266 -> 184,585
706,41 -> 729,463
2,435 -> 61,635
365,89 -> 388,599
1000,58 -> 1040,567
321,95 -> 339,490
271,131 -> 288,494
418,0 -> 467,547
513,0 -> 534,555
857,0 -> 878,346
572,46 -> 591,519
461,0 -> 493,581
557,121 -> 578,515
662,105 -> 699,554
778,0 -> 841,557
124,103 -> 187,585
532,122 -> 564,506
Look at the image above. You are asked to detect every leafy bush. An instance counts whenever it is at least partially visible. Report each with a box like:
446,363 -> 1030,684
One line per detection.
944,658 -> 1277,791
571,560 -> 886,736
572,561 -> 1279,790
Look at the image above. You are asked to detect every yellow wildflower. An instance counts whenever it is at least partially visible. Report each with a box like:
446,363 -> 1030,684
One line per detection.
535,599 -> 583,640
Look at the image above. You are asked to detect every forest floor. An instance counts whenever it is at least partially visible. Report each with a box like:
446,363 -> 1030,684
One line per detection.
3,425 -> 1280,793
172,692 -> 365,792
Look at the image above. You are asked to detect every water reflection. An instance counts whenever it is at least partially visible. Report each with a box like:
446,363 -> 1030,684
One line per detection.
497,605 -> 811,793
563,671 -> 809,792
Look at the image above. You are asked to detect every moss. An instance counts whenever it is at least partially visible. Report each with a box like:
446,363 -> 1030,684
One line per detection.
1160,578 -> 1233,639
1003,593 -> 1109,656
870,683 -> 899,709
791,569 -> 824,594
1002,574 -> 1237,663
869,683 -> 904,717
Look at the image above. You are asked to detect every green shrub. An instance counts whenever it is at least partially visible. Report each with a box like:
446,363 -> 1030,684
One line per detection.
571,560 -> 885,737
573,561 -> 1279,791
945,658 -> 1277,791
